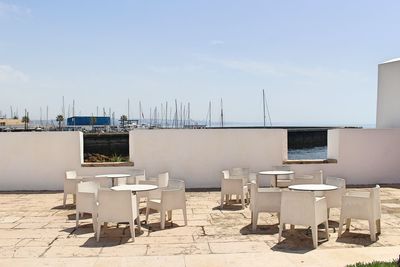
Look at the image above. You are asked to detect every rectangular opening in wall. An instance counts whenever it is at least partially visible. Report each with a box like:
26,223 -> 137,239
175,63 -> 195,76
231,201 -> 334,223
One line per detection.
287,128 -> 327,160
83,133 -> 129,163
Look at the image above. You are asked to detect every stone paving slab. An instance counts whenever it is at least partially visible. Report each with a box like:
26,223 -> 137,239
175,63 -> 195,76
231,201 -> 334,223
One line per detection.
0,246 -> 398,267
0,188 -> 399,265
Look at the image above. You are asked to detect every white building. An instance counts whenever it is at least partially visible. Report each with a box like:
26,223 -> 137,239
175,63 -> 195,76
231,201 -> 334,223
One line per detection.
376,58 -> 400,128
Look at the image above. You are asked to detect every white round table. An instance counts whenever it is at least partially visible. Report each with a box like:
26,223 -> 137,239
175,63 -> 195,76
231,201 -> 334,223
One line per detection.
258,170 -> 295,187
111,184 -> 158,193
95,174 -> 131,187
288,184 -> 338,192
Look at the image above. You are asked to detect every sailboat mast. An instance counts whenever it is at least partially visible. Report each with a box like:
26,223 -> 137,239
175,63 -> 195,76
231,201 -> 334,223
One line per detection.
220,98 -> 224,127
263,89 -> 266,128
264,90 -> 272,127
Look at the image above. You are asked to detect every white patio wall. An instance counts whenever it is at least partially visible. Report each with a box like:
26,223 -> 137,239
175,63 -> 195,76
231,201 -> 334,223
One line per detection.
130,129 -> 287,188
0,132 -> 141,191
1,128 -> 400,190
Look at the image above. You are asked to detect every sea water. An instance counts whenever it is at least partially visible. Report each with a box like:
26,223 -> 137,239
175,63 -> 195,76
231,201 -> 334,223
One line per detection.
288,146 -> 327,160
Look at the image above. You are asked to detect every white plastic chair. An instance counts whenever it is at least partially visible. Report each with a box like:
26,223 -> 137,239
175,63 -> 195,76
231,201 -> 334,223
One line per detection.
145,179 -> 187,230
279,191 -> 329,248
230,167 -> 251,201
324,177 -> 346,218
220,171 -> 248,209
273,165 -> 294,187
96,189 -> 138,242
250,181 -> 281,231
63,170 -> 83,207
338,185 -> 381,242
292,170 -> 323,185
76,181 -> 99,231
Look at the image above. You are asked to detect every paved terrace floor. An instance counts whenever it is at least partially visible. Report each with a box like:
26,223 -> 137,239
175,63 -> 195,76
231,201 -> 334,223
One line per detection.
0,187 -> 400,266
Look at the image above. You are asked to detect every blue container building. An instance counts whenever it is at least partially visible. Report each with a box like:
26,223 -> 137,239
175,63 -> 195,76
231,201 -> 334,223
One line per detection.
67,116 -> 111,126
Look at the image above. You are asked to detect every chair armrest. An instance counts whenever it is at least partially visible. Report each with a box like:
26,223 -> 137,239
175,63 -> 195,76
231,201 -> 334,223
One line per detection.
345,191 -> 370,198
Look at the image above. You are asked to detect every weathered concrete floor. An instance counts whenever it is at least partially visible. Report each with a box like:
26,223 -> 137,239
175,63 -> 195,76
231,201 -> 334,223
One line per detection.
0,188 -> 399,266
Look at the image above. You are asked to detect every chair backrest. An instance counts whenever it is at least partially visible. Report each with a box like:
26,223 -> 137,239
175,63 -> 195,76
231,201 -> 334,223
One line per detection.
324,177 -> 346,208
221,170 -> 230,179
326,177 -> 346,188
248,173 -> 257,183
158,172 -> 169,187
231,168 -> 250,183
161,179 -> 186,210
256,174 -> 274,188
272,165 -> 291,171
280,191 -> 316,225
97,189 -> 137,222
77,181 -> 100,195
250,181 -> 281,212
230,168 -> 249,176
76,181 -> 99,212
313,170 -> 323,184
293,170 -> 322,184
66,170 -> 77,179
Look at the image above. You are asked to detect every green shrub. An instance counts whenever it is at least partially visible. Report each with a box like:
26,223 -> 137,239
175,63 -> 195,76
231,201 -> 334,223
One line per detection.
346,259 -> 399,267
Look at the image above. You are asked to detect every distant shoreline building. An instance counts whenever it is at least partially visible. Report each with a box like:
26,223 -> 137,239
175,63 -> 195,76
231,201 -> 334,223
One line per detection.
0,118 -> 24,128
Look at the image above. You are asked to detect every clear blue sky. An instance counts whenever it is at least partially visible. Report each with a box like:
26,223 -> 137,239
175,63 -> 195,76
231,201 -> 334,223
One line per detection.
1,0 -> 399,126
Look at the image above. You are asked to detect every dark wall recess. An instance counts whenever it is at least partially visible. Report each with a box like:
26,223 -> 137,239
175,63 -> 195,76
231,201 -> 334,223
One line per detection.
288,129 -> 327,149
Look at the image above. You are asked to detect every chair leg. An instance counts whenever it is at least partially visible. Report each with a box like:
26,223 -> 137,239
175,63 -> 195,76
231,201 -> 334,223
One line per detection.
183,207 -> 188,226
327,208 -> 330,219
72,194 -> 76,204
168,210 -> 172,221
311,225 -> 318,248
129,221 -> 135,241
338,217 -> 344,238
220,193 -> 224,209
324,220 -> 329,240
346,218 -> 351,230
369,219 -> 377,242
92,212 -> 97,233
252,211 -> 258,231
145,206 -> 150,223
63,193 -> 67,207
241,195 -> 245,209
278,222 -> 283,243
96,221 -> 101,242
160,210 -> 166,230
136,215 -> 141,232
75,210 -> 79,228
136,201 -> 141,232
376,219 -> 381,234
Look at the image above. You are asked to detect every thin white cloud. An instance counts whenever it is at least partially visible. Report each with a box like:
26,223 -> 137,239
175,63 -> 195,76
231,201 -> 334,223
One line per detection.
0,65 -> 29,83
0,2 -> 31,18
209,40 -> 224,46
196,55 -> 367,81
